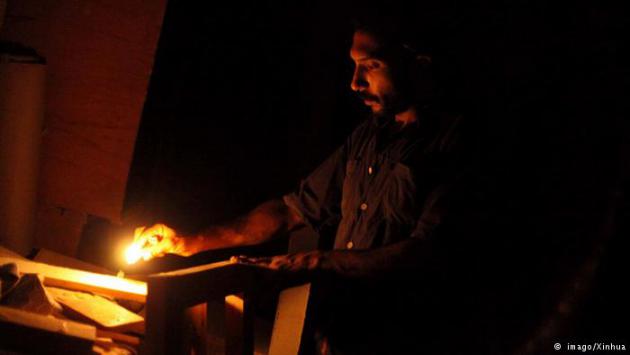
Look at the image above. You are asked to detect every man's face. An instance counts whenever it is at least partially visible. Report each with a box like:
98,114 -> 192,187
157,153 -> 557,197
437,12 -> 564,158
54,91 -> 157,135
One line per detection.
349,31 -> 407,116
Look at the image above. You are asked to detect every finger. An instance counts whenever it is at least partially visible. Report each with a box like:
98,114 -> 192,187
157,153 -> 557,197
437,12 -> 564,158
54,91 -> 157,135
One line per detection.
140,224 -> 171,248
233,255 -> 250,262
133,226 -> 146,242
234,255 -> 272,265
229,255 -> 249,263
270,255 -> 293,270
150,237 -> 177,258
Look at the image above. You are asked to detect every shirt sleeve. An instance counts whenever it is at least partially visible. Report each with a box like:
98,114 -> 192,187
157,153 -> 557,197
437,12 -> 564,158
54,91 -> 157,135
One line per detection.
409,181 -> 458,240
283,143 -> 348,233
409,115 -> 475,241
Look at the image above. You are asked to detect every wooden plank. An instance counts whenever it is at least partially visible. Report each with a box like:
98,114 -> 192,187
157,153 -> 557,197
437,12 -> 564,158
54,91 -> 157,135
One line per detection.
147,260 -> 276,305
0,305 -> 95,354
0,244 -> 26,259
225,293 -> 254,355
269,283 -> 311,355
0,256 -> 146,302
32,248 -> 113,275
142,277 -> 186,355
0,274 -> 62,316
47,287 -> 144,333
147,260 -> 252,306
143,260 -> 274,355
142,261 -> 238,355
0,305 -> 96,340
206,298 -> 228,354
96,329 -> 141,347
185,303 -> 209,355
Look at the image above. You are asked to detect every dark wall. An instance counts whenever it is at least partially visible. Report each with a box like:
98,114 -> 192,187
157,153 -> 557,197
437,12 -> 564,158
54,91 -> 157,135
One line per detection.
124,1 -> 363,233
0,0 -> 167,255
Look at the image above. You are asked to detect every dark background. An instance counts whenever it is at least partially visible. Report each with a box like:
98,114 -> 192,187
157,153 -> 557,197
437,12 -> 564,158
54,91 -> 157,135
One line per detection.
122,0 -> 627,352
123,1 -> 362,231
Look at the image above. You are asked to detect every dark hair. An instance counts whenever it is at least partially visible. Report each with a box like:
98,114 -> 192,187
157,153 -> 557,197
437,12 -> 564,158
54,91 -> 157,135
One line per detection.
351,7 -> 437,58
351,5 -> 467,110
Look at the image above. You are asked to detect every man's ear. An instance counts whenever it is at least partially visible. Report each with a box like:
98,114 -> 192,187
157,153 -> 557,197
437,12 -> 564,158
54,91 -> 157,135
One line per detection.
415,54 -> 432,66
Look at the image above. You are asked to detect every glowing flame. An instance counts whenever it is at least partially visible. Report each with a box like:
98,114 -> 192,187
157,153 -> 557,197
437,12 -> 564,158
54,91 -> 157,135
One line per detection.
124,224 -> 177,264
125,242 -> 147,265
124,226 -> 153,265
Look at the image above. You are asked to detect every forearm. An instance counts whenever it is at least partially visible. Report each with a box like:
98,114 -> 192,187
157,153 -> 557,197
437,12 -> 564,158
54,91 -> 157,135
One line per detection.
179,199 -> 304,255
319,238 -> 435,279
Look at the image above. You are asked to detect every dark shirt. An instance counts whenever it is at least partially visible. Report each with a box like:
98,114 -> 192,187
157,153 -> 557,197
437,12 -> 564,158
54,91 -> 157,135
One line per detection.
284,108 -> 467,251
284,108 -> 478,354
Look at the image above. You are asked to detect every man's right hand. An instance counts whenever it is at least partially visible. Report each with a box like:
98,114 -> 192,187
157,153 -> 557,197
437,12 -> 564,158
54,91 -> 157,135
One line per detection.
125,223 -> 186,264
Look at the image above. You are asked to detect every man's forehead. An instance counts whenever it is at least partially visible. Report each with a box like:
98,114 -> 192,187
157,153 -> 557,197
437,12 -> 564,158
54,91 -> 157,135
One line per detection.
350,31 -> 383,60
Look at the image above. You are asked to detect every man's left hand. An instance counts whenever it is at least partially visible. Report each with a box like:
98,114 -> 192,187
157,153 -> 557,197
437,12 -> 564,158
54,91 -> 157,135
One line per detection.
234,251 -> 326,272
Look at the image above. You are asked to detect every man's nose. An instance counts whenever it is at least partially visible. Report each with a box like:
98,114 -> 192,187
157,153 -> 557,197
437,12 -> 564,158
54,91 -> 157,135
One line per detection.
350,67 -> 367,91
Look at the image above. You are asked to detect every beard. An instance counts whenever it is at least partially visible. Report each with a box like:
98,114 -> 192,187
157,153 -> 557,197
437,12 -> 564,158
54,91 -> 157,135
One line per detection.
357,90 -> 407,120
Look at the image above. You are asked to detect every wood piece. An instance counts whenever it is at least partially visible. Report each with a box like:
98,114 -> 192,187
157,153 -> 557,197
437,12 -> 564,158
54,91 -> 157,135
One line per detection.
32,248 -> 114,275
225,293 -> 254,355
92,340 -> 135,355
0,244 -> 26,259
269,283 -> 311,355
0,305 -> 96,339
0,273 -> 63,316
47,287 -> 144,333
0,305 -> 95,354
142,277 -> 186,355
146,260 -> 271,305
0,257 -> 146,302
185,303 -> 209,355
206,297 -> 228,354
96,329 -> 141,347
143,260 -> 273,355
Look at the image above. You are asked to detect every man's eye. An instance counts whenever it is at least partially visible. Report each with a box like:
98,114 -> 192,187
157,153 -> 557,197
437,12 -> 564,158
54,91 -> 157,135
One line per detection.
367,61 -> 381,70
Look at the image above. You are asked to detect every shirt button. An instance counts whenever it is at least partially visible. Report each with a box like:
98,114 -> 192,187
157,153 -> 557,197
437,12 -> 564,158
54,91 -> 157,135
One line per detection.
360,203 -> 368,211
346,241 -> 354,249
368,166 -> 373,175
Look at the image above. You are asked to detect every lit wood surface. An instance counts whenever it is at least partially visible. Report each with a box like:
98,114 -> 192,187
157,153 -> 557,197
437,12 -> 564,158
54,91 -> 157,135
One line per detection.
143,259 -> 312,355
47,287 -> 144,333
32,248 -> 113,275
143,260 -> 270,355
0,244 -> 26,259
0,257 -> 146,302
269,283 -> 311,355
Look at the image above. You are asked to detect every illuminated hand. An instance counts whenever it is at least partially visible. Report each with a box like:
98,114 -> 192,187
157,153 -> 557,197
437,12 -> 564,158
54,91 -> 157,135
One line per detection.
234,251 -> 325,272
125,223 -> 184,264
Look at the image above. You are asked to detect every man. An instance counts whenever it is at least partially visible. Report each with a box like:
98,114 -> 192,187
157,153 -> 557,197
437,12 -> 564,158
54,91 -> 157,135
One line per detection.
132,15 -> 475,354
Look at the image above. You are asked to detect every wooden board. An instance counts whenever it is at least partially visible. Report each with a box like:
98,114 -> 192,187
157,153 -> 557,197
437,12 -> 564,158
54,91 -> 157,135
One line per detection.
0,305 -> 96,340
269,283 -> 311,355
48,287 -> 144,333
0,257 -> 146,302
0,244 -> 26,259
0,305 -> 95,354
32,248 -> 113,275
143,260 -> 267,355
0,274 -> 62,316
96,329 -> 141,347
